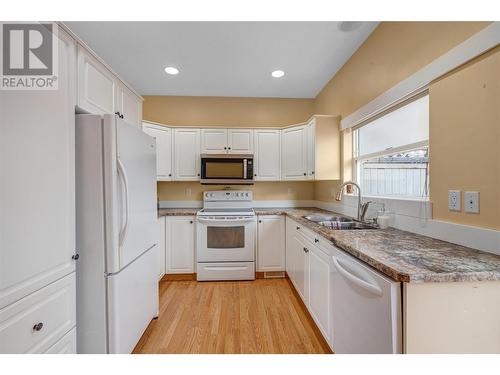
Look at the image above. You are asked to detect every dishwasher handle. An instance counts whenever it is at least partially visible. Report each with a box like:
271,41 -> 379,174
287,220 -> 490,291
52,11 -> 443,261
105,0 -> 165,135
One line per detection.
332,256 -> 383,297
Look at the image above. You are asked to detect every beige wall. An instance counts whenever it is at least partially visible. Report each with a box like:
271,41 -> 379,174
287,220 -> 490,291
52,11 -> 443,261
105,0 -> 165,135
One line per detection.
429,47 -> 500,230
143,96 -> 314,127
158,181 -> 315,202
312,22 -> 497,230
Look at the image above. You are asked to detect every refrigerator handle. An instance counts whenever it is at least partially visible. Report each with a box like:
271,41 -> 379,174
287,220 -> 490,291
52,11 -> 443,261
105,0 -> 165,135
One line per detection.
117,157 -> 130,247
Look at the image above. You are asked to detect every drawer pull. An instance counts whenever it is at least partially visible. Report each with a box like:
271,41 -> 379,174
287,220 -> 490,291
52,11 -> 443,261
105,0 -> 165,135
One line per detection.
296,226 -> 300,230
314,238 -> 319,243
72,253 -> 79,260
33,322 -> 44,332
303,247 -> 309,253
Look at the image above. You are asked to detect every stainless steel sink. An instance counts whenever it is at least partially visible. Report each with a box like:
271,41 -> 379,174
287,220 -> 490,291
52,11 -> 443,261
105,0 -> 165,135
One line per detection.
303,214 -> 378,230
303,214 -> 352,223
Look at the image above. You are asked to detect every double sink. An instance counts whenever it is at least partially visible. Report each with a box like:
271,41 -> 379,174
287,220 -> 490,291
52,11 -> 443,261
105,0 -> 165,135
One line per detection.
303,213 -> 378,230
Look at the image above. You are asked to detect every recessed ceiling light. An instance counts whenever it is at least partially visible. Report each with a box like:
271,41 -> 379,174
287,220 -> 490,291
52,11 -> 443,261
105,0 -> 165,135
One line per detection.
271,70 -> 285,78
164,66 -> 179,75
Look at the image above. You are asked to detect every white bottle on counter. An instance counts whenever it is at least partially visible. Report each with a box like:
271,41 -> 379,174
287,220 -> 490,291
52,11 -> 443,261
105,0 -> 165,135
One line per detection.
377,204 -> 391,229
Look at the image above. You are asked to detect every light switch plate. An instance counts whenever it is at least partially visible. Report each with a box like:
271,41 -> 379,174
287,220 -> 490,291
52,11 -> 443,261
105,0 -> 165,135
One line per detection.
448,190 -> 461,211
465,191 -> 479,213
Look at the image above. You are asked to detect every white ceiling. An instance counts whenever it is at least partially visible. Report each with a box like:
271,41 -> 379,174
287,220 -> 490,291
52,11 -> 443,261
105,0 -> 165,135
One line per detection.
65,22 -> 378,98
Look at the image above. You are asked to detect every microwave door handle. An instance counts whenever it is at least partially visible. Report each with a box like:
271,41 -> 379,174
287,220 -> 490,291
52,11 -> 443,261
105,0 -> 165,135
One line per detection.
243,159 -> 247,179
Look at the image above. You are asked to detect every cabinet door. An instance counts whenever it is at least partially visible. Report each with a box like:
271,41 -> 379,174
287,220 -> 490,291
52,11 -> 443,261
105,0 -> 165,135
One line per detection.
166,217 -> 195,273
281,125 -> 307,180
0,28 -> 76,309
257,216 -> 285,272
143,123 -> 172,181
306,120 -> 316,180
228,129 -> 254,153
293,233 -> 309,304
117,84 -> 142,128
201,128 -> 228,153
254,130 -> 281,180
77,44 -> 117,115
285,218 -> 296,280
308,244 -> 331,342
173,129 -> 201,180
158,217 -> 166,280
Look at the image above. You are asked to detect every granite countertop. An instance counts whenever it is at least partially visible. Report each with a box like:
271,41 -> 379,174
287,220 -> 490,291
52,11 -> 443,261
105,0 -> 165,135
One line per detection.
159,207 -> 500,283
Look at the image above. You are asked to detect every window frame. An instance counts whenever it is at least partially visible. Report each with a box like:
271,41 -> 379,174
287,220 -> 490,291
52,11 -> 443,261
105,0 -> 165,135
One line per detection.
352,95 -> 430,201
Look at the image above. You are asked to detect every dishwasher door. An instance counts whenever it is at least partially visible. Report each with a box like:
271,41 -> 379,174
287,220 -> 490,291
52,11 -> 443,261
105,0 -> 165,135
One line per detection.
330,248 -> 402,354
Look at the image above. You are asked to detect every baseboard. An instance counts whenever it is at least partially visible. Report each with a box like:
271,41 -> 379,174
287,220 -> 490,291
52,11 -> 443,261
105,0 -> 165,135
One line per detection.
161,273 -> 197,281
256,271 -> 285,279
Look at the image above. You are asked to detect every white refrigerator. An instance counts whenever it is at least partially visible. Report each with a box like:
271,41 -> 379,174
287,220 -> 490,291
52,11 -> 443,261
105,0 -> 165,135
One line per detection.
75,114 -> 159,353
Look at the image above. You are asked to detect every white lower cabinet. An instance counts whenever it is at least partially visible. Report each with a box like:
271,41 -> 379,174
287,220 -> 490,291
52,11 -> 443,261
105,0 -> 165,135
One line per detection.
0,273 -> 76,354
158,216 -> 166,280
44,327 -> 76,354
165,216 -> 195,273
257,215 -> 285,272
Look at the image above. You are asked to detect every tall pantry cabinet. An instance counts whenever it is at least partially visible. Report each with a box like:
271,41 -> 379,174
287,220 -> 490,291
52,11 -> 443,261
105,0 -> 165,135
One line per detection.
0,26 -> 77,353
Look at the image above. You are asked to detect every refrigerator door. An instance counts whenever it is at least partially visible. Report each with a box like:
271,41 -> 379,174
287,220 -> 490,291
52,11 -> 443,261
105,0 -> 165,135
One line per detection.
103,115 -> 158,273
107,245 -> 159,354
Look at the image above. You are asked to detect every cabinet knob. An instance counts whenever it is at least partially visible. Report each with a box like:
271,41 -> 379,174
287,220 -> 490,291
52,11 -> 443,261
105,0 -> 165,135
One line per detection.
296,226 -> 300,230
314,238 -> 319,243
254,174 -> 257,177
33,322 -> 44,332
303,247 -> 309,253
197,173 -> 200,176
190,220 -> 193,224
312,171 -> 315,175
258,220 -> 262,223
224,147 -> 227,150
168,173 -> 172,177
72,253 -> 80,260
115,111 -> 120,117
303,172 -> 306,176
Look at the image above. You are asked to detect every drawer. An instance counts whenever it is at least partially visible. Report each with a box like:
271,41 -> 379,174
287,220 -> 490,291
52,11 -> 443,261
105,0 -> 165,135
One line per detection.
44,327 -> 76,354
290,218 -> 335,257
197,262 -> 255,281
0,273 -> 76,353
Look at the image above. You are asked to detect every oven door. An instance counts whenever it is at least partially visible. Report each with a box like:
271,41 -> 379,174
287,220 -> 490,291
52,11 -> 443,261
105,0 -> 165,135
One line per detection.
196,216 -> 256,262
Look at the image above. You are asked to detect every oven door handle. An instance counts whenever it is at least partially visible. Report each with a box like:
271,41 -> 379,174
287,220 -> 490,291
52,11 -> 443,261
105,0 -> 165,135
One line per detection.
196,217 -> 256,223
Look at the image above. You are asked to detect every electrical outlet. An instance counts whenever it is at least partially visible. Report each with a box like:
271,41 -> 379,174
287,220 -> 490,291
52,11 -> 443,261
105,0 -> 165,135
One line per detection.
464,191 -> 479,213
448,190 -> 461,211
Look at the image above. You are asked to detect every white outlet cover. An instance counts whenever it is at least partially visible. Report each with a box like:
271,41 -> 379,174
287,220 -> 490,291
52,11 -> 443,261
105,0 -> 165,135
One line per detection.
465,191 -> 480,213
448,190 -> 461,211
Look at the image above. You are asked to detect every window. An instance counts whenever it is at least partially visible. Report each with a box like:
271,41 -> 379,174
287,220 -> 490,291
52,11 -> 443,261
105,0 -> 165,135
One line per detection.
353,94 -> 429,199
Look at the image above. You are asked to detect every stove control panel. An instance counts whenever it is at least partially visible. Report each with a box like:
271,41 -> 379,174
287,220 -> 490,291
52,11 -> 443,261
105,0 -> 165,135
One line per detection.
203,190 -> 253,202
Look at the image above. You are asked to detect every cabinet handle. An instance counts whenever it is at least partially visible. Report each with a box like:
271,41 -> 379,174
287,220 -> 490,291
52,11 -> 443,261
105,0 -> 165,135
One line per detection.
303,247 -> 309,253
115,111 -> 120,117
224,147 -> 227,150
120,114 -> 124,119
197,173 -> 200,176
314,238 -> 319,243
190,220 -> 193,224
312,171 -> 315,175
254,174 -> 257,177
258,220 -> 262,223
303,172 -> 306,176
296,226 -> 300,230
33,322 -> 44,332
168,173 -> 172,177
72,253 -> 80,260
228,147 -> 231,150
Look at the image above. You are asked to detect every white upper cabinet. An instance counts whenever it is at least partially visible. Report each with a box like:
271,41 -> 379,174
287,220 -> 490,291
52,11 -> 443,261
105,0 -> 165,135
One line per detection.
281,125 -> 308,180
254,129 -> 281,181
77,45 -> 117,115
142,123 -> 173,181
116,83 -> 142,128
0,28 -> 77,309
228,129 -> 254,153
173,128 -> 201,180
306,120 -> 316,180
257,215 -> 285,272
201,128 -> 228,153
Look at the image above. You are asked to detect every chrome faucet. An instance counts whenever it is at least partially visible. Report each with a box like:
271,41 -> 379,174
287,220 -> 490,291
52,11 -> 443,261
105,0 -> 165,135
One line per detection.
335,181 -> 372,222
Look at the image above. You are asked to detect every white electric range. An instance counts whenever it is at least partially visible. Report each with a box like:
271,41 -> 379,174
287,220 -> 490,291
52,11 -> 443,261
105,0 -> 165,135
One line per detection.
196,190 -> 256,281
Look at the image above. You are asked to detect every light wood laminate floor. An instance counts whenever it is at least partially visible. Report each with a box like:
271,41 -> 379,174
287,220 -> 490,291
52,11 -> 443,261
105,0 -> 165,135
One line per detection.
133,278 -> 331,354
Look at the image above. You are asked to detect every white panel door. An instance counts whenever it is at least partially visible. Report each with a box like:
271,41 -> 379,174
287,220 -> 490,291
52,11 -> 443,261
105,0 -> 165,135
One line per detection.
254,129 -> 281,180
166,217 -> 195,273
228,129 -> 254,153
308,243 -> 331,343
108,118 -> 157,272
201,128 -> 228,153
306,120 -> 316,180
281,125 -> 307,180
257,216 -> 285,271
174,129 -> 201,180
0,28 -> 76,309
158,217 -> 166,280
77,45 -> 117,115
142,123 -> 172,181
117,83 -> 142,128
293,233 -> 309,304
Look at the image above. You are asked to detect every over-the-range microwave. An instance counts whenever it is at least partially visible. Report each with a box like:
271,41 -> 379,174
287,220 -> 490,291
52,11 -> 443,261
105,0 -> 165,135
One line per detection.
200,154 -> 254,185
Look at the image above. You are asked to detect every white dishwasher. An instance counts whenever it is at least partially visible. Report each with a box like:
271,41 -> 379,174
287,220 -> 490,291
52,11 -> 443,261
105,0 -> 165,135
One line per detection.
330,247 -> 402,354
